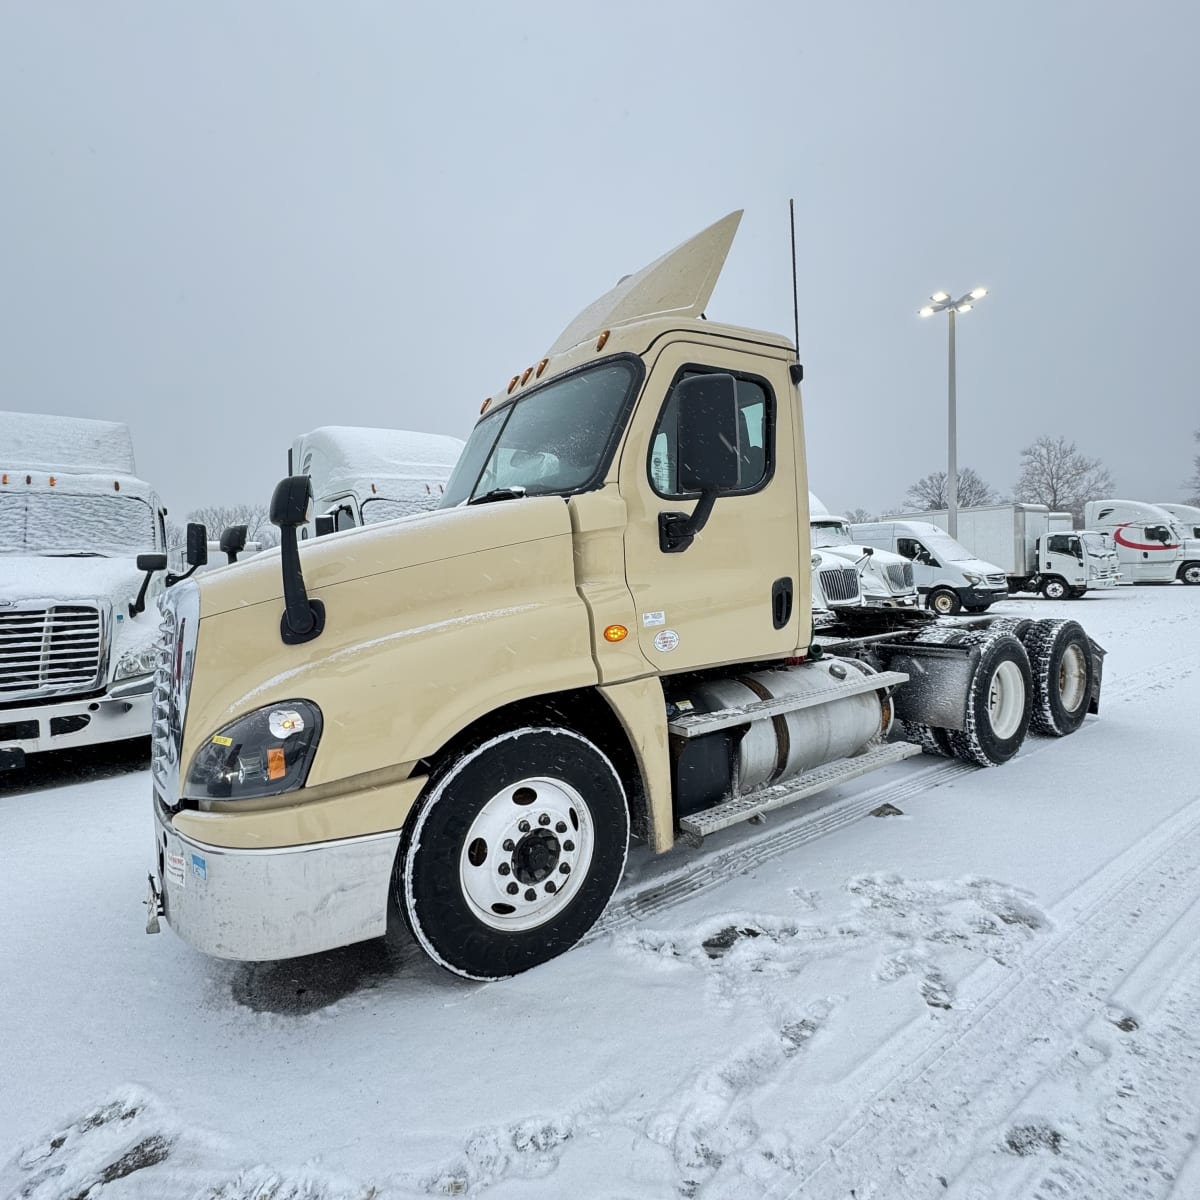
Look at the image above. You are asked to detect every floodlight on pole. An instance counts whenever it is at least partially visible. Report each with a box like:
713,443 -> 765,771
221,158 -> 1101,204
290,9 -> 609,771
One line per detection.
916,287 -> 988,538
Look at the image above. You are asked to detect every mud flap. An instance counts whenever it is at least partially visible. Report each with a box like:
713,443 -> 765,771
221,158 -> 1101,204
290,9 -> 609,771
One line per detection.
1087,638 -> 1107,715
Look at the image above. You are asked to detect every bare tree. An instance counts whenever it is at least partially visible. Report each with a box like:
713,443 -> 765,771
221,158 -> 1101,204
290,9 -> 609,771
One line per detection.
843,507 -> 874,523
1013,435 -> 1113,524
904,467 -> 997,511
1187,429 -> 1200,505
186,503 -> 281,550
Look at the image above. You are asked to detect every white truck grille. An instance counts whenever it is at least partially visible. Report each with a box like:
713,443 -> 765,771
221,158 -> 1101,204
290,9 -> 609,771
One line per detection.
820,566 -> 861,604
0,604 -> 104,700
885,562 -> 915,591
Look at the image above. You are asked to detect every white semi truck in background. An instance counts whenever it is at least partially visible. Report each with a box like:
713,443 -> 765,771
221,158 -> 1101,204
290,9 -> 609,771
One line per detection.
1083,500 -> 1199,585
145,212 -> 1106,980
1156,502 -> 1200,540
897,503 -> 1121,600
1,412 -> 172,769
290,426 -> 464,538
808,494 -> 919,608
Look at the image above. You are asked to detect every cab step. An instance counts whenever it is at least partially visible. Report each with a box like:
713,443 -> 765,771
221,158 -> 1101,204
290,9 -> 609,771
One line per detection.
667,670 -> 910,739
678,740 -> 924,845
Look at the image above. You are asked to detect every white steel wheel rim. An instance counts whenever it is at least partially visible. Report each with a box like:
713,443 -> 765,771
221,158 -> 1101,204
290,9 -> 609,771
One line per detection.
1046,580 -> 1066,598
1185,565 -> 1200,584
933,593 -> 954,614
1058,642 -> 1088,713
987,660 -> 1026,740
459,775 -> 595,932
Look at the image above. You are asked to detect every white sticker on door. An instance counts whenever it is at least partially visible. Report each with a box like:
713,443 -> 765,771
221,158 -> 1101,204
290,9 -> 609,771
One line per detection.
653,629 -> 680,653
642,611 -> 666,628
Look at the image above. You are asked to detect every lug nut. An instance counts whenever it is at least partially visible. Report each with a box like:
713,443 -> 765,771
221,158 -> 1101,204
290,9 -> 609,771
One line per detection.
555,821 -> 567,833
546,881 -> 557,894
563,840 -> 575,853
498,863 -> 510,876
560,864 -> 570,875
507,882 -> 519,895
502,839 -> 515,852
518,820 -> 530,833
538,813 -> 551,826
524,888 -> 537,902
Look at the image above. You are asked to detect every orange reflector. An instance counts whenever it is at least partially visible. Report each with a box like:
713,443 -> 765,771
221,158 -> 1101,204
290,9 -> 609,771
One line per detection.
603,624 -> 628,643
521,366 -> 533,385
49,475 -> 56,486
480,397 -> 491,414
266,747 -> 286,780
596,330 -> 610,351
1,475 -> 7,485
536,358 -> 549,378
507,375 -> 520,394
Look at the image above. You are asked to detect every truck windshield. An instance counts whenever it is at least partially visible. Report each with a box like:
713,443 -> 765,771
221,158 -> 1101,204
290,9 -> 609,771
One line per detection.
441,360 -> 641,507
0,492 -> 156,556
917,530 -> 977,563
1081,532 -> 1108,556
810,520 -> 853,549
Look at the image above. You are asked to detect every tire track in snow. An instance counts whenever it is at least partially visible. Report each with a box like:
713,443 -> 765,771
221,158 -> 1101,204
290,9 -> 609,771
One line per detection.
767,797 -> 1200,1200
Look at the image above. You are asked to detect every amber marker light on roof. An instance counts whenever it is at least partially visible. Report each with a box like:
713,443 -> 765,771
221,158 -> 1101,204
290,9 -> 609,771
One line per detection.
480,398 -> 491,414
596,330 -> 610,351
521,366 -> 533,385
536,358 -> 549,378
507,375 -> 520,394
603,624 -> 628,642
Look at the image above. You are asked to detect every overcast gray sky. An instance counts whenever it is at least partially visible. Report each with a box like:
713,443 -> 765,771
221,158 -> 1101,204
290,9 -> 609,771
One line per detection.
2,1 -> 1196,520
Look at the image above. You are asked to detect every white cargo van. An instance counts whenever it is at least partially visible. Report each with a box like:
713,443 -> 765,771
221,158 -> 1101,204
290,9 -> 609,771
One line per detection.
1,412 -> 171,768
1083,500 -> 1197,585
850,520 -> 1009,614
290,426 -> 464,537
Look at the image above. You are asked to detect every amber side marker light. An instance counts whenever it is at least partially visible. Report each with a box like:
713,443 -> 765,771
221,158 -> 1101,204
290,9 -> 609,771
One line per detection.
596,330 -> 610,351
603,624 -> 628,643
480,398 -> 492,414
536,358 -> 549,378
521,366 -> 533,385
507,375 -> 520,394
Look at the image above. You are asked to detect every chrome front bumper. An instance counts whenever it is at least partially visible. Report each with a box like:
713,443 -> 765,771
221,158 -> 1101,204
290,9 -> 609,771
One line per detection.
151,803 -> 400,960
0,683 -> 151,762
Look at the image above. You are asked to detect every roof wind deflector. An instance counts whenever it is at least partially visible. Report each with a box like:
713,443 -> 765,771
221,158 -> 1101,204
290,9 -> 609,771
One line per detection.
546,211 -> 743,357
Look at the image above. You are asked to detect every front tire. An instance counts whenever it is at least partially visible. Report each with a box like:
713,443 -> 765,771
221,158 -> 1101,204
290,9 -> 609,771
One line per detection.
927,588 -> 962,615
398,727 -> 629,980
1040,576 -> 1069,600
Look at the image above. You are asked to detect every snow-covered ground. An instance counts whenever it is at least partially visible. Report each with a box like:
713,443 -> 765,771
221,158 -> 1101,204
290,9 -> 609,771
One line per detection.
3,586 -> 1199,1200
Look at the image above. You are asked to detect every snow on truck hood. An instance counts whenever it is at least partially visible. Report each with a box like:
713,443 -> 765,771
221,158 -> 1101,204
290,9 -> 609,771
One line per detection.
0,554 -> 145,609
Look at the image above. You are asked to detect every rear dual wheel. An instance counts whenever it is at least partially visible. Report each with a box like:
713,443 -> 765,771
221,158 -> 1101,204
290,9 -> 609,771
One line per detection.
1021,619 -> 1093,736
397,727 -> 629,980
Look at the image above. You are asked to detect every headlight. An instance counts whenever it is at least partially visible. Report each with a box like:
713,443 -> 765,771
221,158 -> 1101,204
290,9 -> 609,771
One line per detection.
115,645 -> 159,680
186,700 -> 322,800
963,572 -> 982,586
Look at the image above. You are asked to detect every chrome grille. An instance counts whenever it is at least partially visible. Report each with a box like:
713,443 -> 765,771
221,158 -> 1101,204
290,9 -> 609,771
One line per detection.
0,604 -> 104,700
820,566 -> 861,604
886,562 -> 915,591
150,605 -> 177,800
150,584 -> 199,804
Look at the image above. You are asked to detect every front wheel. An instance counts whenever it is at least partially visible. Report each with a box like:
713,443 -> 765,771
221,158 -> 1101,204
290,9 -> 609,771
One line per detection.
1180,562 -> 1200,586
398,727 -> 629,980
927,588 -> 962,615
1040,576 -> 1069,600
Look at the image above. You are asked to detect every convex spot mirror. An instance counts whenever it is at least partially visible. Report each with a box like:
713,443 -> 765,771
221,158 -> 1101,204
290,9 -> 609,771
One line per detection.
675,373 -> 741,494
186,523 -> 208,567
219,525 -> 248,557
136,553 -> 168,573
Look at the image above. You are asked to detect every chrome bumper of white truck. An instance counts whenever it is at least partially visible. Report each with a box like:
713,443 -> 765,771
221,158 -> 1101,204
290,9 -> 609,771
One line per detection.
150,803 -> 400,960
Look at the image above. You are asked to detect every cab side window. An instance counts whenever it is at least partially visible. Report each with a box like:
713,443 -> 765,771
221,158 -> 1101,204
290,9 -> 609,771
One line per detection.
898,537 -> 933,565
650,368 -> 773,498
1046,534 -> 1071,554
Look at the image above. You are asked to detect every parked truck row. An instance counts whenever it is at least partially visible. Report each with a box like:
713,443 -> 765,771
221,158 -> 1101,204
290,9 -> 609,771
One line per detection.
141,212 -> 1111,981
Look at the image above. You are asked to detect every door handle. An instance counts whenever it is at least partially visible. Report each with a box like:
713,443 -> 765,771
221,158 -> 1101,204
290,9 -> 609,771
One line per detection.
772,577 -> 793,630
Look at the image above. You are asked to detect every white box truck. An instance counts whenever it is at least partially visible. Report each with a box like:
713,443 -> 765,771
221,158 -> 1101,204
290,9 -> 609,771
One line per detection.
1083,500 -> 1198,585
849,519 -> 1010,614
290,426 -> 464,538
1,412 -> 173,768
897,503 -> 1121,600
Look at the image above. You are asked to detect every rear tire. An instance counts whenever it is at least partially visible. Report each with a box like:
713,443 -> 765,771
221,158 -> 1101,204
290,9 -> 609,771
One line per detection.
927,588 -> 962,615
398,727 -> 629,980
944,631 -> 1033,767
1021,619 -> 1093,737
1180,563 -> 1200,585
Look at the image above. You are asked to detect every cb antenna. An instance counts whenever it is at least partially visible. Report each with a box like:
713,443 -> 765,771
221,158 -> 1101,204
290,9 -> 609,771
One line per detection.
788,198 -> 800,354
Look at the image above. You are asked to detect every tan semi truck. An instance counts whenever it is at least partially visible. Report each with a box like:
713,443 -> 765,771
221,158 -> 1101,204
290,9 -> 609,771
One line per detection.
145,213 -> 1104,980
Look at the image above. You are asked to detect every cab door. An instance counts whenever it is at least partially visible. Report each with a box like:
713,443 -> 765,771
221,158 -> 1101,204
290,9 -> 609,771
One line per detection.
619,340 -> 803,673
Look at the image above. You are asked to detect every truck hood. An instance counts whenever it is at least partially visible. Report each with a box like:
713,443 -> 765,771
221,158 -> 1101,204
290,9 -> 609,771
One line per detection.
0,554 -> 143,609
949,557 -> 1006,579
196,496 -> 575,619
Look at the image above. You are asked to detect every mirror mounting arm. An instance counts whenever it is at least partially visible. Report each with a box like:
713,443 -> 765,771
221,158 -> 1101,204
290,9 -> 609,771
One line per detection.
659,488 -> 719,554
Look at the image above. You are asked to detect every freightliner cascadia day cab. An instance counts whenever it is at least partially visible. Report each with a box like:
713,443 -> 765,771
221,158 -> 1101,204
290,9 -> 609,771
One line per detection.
290,426 -> 465,538
1083,500 -> 1197,585
1,413 -> 178,769
808,494 -> 919,608
145,213 -> 1106,980
850,519 -> 1009,614
896,503 -> 1121,600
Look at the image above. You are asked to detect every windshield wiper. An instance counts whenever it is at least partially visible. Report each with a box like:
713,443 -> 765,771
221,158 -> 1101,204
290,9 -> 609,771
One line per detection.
468,486 -> 528,507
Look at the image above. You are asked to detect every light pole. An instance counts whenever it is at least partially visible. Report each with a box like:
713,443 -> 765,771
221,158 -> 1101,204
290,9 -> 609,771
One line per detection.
918,287 -> 987,538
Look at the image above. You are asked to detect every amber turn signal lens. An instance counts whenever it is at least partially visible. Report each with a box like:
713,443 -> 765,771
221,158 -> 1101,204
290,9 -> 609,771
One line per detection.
603,624 -> 628,643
